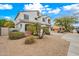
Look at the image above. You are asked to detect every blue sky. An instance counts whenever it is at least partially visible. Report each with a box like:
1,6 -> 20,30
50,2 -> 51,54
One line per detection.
0,3 -> 79,22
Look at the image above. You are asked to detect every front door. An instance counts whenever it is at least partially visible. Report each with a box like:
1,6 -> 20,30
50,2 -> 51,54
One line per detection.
25,24 -> 28,31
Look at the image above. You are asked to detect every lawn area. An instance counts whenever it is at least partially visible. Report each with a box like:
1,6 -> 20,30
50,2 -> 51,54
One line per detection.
0,34 -> 70,56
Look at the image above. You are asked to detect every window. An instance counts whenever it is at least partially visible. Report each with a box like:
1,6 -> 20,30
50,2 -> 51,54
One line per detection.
35,18 -> 38,20
25,24 -> 27,31
42,18 -> 45,22
24,14 -> 29,19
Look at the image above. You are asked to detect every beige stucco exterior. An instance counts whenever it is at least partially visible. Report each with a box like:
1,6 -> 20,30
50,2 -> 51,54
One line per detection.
15,10 -> 51,32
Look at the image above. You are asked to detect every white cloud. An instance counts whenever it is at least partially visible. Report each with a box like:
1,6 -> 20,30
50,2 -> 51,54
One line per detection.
48,8 -> 61,14
45,5 -> 49,7
42,11 -> 46,14
24,3 -> 51,13
46,8 -> 52,10
0,4 -> 13,10
4,16 -> 11,20
24,3 -> 43,12
63,4 -> 79,11
24,3 -> 62,15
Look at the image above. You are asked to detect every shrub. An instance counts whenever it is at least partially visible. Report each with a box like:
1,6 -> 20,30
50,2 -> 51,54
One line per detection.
27,23 -> 41,36
43,27 -> 50,35
9,32 -> 25,40
25,36 -> 35,44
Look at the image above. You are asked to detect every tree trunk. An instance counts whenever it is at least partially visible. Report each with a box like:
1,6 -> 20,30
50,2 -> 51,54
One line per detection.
38,28 -> 44,39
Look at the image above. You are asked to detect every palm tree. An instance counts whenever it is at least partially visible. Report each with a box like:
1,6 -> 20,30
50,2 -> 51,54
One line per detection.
54,16 -> 76,32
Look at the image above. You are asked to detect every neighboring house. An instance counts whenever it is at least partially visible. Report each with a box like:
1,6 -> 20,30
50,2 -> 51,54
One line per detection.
73,21 -> 79,33
52,26 -> 64,33
15,10 -> 51,33
73,12 -> 79,33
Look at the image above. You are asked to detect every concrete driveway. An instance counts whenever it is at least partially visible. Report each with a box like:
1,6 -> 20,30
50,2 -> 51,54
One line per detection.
62,33 -> 79,56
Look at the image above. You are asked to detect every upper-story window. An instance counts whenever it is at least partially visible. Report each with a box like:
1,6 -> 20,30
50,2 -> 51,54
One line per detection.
24,14 -> 29,19
48,19 -> 50,23
42,18 -> 45,22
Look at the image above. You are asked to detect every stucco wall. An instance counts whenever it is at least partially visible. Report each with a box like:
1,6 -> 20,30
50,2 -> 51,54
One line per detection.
15,23 -> 26,32
19,23 -> 26,32
16,11 -> 51,25
16,11 -> 38,22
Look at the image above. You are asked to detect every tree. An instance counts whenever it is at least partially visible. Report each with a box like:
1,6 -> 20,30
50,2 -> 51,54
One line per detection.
0,19 -> 15,28
3,20 -> 15,28
54,16 -> 76,32
0,19 -> 6,27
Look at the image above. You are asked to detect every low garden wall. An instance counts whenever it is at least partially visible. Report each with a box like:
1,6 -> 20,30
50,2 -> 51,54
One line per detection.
9,28 -> 18,32
1,27 -> 9,36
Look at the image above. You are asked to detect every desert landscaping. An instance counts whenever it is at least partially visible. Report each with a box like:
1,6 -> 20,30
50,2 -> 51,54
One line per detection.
0,33 -> 70,56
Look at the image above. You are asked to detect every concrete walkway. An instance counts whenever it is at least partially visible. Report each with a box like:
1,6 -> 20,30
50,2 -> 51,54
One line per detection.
62,33 -> 79,56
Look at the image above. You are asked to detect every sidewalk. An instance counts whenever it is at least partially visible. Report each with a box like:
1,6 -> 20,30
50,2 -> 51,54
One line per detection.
62,33 -> 79,56
68,41 -> 79,56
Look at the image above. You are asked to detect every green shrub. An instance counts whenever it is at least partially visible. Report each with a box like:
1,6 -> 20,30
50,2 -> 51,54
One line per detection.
43,27 -> 50,35
25,36 -> 35,44
9,32 -> 25,40
27,23 -> 41,36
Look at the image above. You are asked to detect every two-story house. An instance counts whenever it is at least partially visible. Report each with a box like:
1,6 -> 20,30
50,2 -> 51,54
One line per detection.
15,10 -> 51,33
